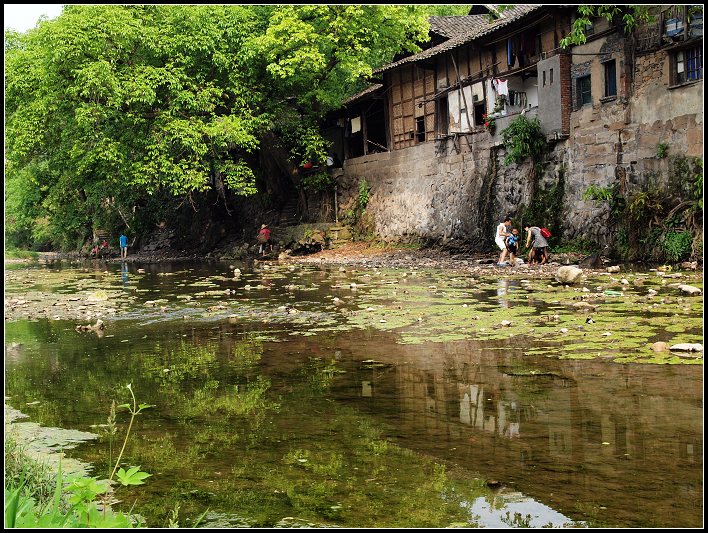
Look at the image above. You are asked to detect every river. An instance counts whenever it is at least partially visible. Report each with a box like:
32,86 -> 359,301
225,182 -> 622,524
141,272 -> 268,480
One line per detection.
4,259 -> 703,528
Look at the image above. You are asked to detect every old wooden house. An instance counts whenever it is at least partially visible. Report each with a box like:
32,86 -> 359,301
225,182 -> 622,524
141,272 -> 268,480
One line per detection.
329,5 -> 703,250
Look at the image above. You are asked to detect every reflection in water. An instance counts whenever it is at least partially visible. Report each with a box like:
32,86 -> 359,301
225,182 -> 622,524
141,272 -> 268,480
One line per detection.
496,279 -> 521,309
468,490 -> 574,528
121,262 -> 129,287
334,335 -> 703,529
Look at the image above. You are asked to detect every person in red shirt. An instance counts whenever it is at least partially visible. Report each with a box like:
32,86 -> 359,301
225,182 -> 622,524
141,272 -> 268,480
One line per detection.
257,224 -> 272,256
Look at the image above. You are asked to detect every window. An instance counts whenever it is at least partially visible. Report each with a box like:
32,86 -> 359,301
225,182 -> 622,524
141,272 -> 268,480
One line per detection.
674,45 -> 703,84
415,116 -> 425,142
550,68 -> 554,85
578,75 -> 591,106
604,60 -> 617,97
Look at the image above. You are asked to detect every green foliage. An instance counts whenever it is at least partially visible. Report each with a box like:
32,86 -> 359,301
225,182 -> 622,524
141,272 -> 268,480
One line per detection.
560,6 -> 653,48
4,385 -> 153,528
518,169 -> 565,246
583,183 -> 626,217
692,159 -> 703,208
500,116 -> 546,165
661,230 -> 693,262
110,384 -> 154,483
4,437 -> 141,528
248,5 -> 429,109
582,184 -> 615,202
301,171 -> 335,192
5,5 -> 430,251
627,184 -> 663,221
341,178 -> 373,239
656,142 -> 669,159
4,249 -> 40,260
501,511 -> 533,528
4,434 -> 56,509
419,5 -> 472,17
551,238 -> 600,255
583,157 -> 703,261
357,178 -> 371,211
115,466 -> 152,487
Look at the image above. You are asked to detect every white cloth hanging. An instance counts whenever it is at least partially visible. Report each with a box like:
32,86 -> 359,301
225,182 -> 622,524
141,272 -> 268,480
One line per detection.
493,78 -> 509,97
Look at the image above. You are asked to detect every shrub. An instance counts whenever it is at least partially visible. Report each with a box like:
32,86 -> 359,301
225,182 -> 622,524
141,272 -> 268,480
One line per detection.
500,116 -> 546,165
661,230 -> 693,262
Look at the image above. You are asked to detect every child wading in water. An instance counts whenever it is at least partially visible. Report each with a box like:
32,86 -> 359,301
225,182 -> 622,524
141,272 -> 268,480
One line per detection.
505,228 -> 520,265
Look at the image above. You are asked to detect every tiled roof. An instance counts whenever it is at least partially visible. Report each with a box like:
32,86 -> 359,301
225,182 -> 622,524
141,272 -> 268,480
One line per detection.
374,5 -> 544,75
428,15 -> 490,39
342,83 -> 384,105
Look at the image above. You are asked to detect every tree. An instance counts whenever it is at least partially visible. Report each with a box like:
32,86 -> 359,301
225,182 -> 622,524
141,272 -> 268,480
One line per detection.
5,5 -> 431,249
559,5 -> 653,48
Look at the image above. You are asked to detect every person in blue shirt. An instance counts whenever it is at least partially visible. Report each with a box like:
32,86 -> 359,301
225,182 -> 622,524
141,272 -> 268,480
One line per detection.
119,233 -> 128,259
505,228 -> 520,265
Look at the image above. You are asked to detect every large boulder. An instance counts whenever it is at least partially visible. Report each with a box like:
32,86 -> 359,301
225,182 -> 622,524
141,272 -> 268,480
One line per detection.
677,284 -> 702,296
555,266 -> 585,285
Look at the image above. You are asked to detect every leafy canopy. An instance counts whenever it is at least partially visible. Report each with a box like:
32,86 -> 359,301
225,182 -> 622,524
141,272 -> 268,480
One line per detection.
560,5 -> 653,48
5,5 -> 431,249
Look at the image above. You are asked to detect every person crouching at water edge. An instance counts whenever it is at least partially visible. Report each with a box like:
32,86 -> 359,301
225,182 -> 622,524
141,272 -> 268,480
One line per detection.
524,225 -> 549,265
495,217 -> 512,266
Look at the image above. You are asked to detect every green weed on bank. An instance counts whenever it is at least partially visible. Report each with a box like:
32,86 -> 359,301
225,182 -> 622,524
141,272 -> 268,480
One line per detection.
4,385 -> 156,528
4,248 -> 39,260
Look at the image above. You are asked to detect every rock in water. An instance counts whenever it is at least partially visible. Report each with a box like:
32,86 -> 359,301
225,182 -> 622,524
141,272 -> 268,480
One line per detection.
669,343 -> 703,352
579,254 -> 601,269
555,266 -> 585,285
650,342 -> 668,352
677,284 -> 701,296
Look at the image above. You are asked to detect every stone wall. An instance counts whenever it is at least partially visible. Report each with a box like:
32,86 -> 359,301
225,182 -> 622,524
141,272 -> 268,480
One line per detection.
338,131 -> 548,248
562,48 -> 703,246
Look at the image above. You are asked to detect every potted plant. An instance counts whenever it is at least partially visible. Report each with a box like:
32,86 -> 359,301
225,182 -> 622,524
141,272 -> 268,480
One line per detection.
483,113 -> 496,135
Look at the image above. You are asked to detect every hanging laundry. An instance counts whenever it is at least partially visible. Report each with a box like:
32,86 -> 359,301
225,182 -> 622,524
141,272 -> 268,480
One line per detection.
507,38 -> 515,67
511,36 -> 521,67
493,78 -> 509,97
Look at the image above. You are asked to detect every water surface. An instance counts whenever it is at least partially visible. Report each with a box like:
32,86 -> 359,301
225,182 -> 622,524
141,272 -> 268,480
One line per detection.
4,260 -> 703,527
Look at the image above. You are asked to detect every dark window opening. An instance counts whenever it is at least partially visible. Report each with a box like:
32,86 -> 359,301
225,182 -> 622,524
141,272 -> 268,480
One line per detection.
473,101 -> 486,128
578,75 -> 592,106
436,96 -> 449,136
550,68 -> 554,84
604,59 -> 617,97
365,107 -> 388,154
415,116 -> 426,142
